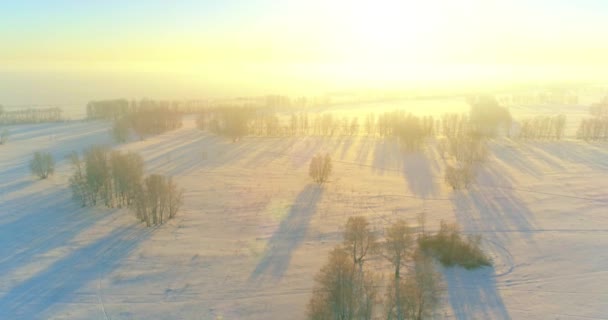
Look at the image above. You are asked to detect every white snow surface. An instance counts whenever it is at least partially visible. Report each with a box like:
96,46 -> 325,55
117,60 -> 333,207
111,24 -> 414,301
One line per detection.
1,116 -> 607,319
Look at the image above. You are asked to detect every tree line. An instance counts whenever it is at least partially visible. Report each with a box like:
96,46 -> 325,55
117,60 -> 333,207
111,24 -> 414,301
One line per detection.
69,145 -> 182,226
577,100 -> 608,141
0,107 -> 63,125
518,114 -> 566,140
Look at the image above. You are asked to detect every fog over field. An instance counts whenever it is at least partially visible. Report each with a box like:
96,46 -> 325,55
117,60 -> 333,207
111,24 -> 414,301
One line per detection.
1,1 -> 608,320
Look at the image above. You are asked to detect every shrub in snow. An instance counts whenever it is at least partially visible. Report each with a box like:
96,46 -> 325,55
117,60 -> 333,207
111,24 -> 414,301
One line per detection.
419,220 -> 491,269
29,151 -> 55,179
133,174 -> 183,227
309,154 -> 332,184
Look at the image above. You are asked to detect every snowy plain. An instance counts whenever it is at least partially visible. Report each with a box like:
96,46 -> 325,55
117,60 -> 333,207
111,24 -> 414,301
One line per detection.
0,103 -> 607,319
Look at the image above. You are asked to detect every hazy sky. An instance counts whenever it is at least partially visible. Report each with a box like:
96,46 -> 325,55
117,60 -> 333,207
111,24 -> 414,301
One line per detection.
1,0 -> 607,105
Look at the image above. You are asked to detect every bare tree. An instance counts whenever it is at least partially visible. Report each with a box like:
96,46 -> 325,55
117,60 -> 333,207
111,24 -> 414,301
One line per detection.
134,174 -> 183,226
307,247 -> 378,320
29,151 -> 55,179
384,219 -> 414,279
383,219 -> 415,320
384,251 -> 443,320
343,216 -> 377,270
309,154 -> 332,184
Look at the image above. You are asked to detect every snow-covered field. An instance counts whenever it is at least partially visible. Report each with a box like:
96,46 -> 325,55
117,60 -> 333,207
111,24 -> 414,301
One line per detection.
1,111 -> 607,319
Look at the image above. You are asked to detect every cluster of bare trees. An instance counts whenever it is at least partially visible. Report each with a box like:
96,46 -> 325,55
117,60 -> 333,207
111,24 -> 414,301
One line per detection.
87,99 -> 131,120
0,107 -> 62,125
110,107 -> 182,142
86,99 -> 182,142
309,154 -> 333,184
206,106 -> 255,142
436,98 -> 510,190
69,146 -> 182,226
440,136 -> 485,189
29,151 -> 55,179
577,118 -> 608,141
519,115 -> 566,140
133,174 -> 182,227
308,217 -> 444,320
577,101 -> 608,141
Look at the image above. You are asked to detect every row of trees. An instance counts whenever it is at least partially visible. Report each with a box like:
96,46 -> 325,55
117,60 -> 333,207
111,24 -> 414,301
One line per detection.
198,97 -> 512,143
69,146 -> 182,226
112,106 -> 182,142
577,100 -> 608,141
86,99 -> 208,120
0,107 -> 62,125
518,115 -> 567,140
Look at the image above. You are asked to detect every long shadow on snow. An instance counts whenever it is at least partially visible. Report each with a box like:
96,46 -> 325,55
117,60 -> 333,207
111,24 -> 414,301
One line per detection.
489,142 -> 543,178
529,140 -> 608,171
250,184 -> 323,281
452,162 -> 536,244
444,266 -> 510,320
402,151 -> 439,198
0,225 -> 150,320
0,121 -> 113,181
0,185 -> 108,280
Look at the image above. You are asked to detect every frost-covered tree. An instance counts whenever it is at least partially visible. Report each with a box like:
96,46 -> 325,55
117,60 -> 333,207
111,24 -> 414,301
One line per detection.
344,216 -> 377,270
307,247 -> 378,320
134,174 -> 183,226
29,151 -> 55,179
309,154 -> 332,184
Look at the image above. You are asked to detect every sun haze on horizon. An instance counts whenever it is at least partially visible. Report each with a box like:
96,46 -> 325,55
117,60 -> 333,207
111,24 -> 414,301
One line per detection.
1,0 -> 607,104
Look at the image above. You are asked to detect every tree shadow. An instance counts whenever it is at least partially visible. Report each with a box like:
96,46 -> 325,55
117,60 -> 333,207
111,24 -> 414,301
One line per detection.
372,139 -> 401,175
0,121 -> 113,182
452,162 -> 536,244
0,185 -> 108,278
0,224 -> 150,319
354,136 -> 374,165
488,142 -> 543,178
444,266 -> 510,320
401,151 -> 439,198
250,184 -> 324,281
528,141 -> 608,171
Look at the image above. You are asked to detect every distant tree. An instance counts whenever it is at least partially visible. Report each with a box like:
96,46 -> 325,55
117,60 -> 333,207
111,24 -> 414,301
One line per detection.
469,96 -> 512,137
216,107 -> 253,141
0,128 -> 9,145
29,151 -> 55,179
309,154 -> 332,184
343,216 -> 377,270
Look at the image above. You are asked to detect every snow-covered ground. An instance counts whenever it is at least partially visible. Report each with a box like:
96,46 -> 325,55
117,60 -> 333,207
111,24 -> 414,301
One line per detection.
1,114 -> 607,319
